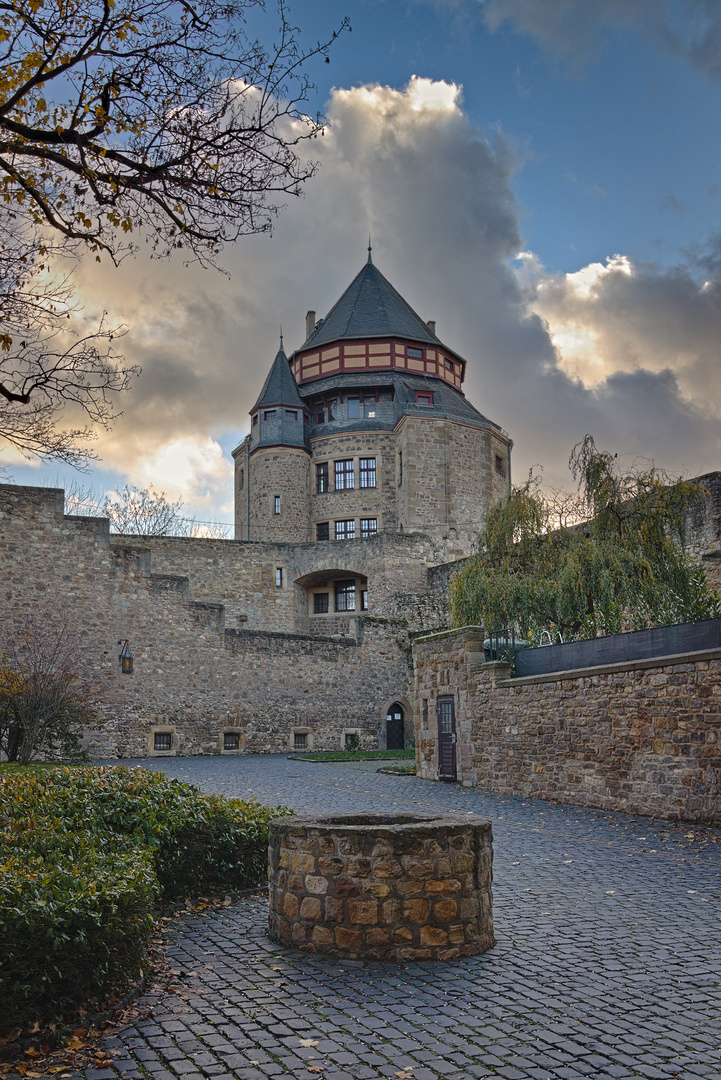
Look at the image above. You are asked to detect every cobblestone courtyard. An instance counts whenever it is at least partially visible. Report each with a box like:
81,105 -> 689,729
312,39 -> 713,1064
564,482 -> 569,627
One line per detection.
95,757 -> 719,1080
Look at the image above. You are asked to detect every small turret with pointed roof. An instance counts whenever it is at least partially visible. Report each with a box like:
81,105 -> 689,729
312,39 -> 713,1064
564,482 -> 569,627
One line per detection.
250,337 -> 309,453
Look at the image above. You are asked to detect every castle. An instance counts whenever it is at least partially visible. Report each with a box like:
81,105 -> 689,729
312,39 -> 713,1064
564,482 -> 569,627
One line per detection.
0,255 -> 513,758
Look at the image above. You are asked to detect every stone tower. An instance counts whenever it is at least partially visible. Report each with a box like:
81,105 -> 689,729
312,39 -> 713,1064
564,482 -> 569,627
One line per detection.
234,252 -> 512,557
234,340 -> 311,542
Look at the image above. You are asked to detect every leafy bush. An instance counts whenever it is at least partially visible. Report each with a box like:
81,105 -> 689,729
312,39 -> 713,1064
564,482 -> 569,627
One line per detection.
0,766 -> 289,1028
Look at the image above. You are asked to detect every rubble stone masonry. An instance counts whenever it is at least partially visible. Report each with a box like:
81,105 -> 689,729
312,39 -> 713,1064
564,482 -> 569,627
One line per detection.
413,627 -> 721,825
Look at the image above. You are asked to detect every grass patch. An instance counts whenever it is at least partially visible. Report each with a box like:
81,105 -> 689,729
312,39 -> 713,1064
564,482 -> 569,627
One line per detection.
292,749 -> 415,762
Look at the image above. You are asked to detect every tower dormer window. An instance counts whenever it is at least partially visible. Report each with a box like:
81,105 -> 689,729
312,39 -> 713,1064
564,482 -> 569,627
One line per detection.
347,397 -> 361,419
263,409 -> 276,421
285,409 -> 298,420
414,391 -> 434,407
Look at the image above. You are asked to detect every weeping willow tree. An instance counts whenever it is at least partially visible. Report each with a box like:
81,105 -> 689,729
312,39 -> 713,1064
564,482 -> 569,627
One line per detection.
450,436 -> 720,641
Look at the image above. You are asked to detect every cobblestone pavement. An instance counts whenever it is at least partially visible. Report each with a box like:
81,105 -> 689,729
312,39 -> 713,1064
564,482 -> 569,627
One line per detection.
87,758 -> 721,1079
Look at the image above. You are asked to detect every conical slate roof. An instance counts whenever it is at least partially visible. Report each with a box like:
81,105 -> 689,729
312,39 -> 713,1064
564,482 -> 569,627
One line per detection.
303,252 -> 441,350
252,341 -> 305,413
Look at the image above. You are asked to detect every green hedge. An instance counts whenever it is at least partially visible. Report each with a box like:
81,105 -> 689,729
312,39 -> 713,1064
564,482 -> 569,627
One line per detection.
0,766 -> 289,1028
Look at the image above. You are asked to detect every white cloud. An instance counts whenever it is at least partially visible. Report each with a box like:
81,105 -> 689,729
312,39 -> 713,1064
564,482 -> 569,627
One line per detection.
34,73 -> 718,507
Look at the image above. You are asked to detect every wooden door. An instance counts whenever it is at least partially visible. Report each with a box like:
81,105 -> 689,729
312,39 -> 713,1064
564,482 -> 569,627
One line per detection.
386,705 -> 405,750
437,696 -> 457,780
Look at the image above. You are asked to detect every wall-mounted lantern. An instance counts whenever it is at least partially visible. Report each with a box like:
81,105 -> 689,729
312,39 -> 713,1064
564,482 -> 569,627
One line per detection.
118,639 -> 134,675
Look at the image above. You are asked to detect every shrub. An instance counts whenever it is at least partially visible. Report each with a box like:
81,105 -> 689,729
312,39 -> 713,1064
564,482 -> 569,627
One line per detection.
0,766 -> 289,1028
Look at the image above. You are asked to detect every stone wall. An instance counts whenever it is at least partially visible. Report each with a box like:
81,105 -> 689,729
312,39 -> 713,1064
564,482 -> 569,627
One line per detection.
0,484 -> 420,757
267,812 -> 494,962
412,627 -> 721,824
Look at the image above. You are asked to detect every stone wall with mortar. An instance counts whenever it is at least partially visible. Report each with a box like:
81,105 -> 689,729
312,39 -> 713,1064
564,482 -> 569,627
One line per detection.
0,484 -> 425,758
412,627 -> 721,824
267,813 -> 494,962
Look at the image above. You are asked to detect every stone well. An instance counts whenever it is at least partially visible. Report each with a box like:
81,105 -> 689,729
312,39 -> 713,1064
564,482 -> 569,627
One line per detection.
267,812 -> 494,961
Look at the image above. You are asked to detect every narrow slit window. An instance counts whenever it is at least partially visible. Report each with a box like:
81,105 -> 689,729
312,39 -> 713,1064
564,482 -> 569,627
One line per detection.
316,462 -> 329,493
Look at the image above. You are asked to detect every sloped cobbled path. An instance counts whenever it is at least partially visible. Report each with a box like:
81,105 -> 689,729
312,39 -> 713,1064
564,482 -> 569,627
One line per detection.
92,757 -> 720,1080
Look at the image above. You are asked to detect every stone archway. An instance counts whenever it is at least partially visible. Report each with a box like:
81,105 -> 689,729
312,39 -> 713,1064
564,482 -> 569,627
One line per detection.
380,697 -> 412,750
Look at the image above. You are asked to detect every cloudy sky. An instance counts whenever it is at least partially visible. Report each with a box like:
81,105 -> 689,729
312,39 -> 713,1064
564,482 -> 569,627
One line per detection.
7,0 -> 721,523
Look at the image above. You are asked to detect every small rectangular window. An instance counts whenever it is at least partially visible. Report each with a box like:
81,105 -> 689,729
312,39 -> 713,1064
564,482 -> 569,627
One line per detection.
335,579 -> 356,612
285,409 -> 298,420
347,397 -> 361,419
154,732 -> 172,751
316,462 -> 329,493
313,592 -> 329,614
238,469 -> 244,490
316,406 -> 325,424
327,399 -> 337,421
274,495 -> 281,514
275,567 -> 283,587
407,347 -> 423,358
363,402 -> 376,418
335,459 -> 354,490
398,451 -> 403,486
495,454 -> 506,477
263,409 -> 276,421
361,518 -> 377,538
253,414 -> 258,426
294,731 -> 308,750
316,521 -> 329,541
335,520 -> 355,541
415,391 -> 434,407
360,458 -> 376,488
445,358 -> 454,370
223,732 -> 240,750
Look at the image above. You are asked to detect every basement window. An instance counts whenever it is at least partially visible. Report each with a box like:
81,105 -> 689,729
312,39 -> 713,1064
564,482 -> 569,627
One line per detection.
223,732 -> 240,750
294,731 -> 308,750
154,732 -> 172,751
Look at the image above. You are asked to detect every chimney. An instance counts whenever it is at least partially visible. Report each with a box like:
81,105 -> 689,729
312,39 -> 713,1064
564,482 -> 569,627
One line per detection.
305,310 -> 316,339
427,319 -> 436,335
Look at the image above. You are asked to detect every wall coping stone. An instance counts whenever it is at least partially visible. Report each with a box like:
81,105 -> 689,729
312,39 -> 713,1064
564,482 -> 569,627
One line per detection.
414,625 -> 485,645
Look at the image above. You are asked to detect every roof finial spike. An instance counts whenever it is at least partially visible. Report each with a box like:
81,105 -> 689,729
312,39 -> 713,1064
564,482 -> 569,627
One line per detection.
367,235 -> 373,264
279,325 -> 284,350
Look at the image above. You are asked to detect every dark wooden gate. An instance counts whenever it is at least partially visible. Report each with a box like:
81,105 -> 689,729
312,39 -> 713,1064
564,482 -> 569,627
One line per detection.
386,704 -> 405,750
437,696 -> 457,780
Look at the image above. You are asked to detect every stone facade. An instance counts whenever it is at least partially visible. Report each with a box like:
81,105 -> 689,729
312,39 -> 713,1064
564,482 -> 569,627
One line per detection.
412,627 -> 721,824
0,483 -> 444,758
267,813 -> 494,961
234,257 -> 513,561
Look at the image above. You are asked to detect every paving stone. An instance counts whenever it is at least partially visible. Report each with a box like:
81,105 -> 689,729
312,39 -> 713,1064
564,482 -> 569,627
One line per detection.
90,756 -> 720,1080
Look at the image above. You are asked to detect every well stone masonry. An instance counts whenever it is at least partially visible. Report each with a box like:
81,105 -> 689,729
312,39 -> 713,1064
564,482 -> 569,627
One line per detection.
267,813 -> 495,962
412,627 -> 721,825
